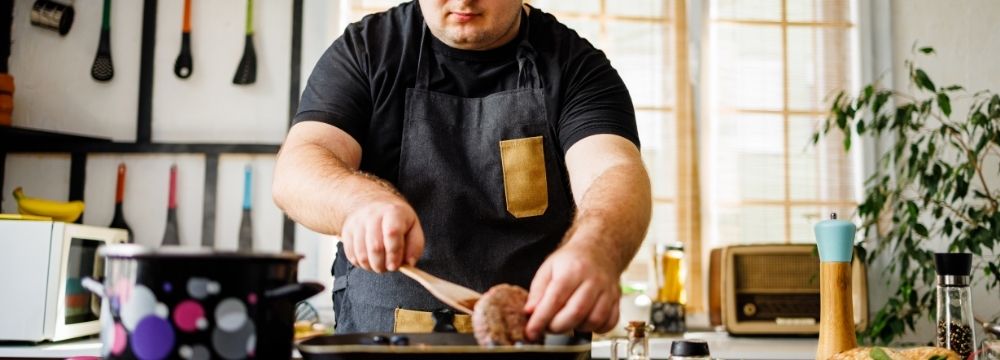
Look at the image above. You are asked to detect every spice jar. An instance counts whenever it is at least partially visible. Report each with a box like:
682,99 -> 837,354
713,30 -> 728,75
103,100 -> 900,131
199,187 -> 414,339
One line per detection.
935,252 -> 978,359
610,321 -> 652,360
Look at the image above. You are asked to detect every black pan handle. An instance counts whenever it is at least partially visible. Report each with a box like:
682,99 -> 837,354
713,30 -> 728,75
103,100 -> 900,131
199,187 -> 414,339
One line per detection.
265,282 -> 324,302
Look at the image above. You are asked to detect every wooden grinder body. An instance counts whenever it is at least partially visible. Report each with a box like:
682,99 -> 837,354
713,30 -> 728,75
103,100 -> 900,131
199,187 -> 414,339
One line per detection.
816,262 -> 857,359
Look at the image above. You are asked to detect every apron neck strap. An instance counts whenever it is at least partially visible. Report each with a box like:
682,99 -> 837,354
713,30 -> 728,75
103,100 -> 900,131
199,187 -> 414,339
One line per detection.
414,9 -> 541,90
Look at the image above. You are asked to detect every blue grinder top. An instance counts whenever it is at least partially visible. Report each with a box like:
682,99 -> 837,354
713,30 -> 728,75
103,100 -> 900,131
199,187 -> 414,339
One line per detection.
815,213 -> 856,262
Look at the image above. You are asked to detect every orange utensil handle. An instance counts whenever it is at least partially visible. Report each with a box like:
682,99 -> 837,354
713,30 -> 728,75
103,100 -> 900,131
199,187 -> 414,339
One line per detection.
182,0 -> 192,33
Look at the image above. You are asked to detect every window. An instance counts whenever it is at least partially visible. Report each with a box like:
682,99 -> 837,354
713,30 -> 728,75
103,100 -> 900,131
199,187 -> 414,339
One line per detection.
702,0 -> 861,253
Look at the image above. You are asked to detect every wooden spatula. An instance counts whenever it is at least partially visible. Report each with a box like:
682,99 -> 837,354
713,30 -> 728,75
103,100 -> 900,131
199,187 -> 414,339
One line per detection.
398,265 -> 481,315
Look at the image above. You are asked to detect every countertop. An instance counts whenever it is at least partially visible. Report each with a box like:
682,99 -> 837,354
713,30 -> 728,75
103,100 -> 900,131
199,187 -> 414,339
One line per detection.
1,332 -> 818,359
592,331 -> 818,359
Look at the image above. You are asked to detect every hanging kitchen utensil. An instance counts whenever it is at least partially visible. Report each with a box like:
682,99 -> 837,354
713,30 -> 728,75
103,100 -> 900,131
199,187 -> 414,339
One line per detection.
90,0 -> 113,81
162,165 -> 180,246
109,163 -> 133,243
238,164 -> 253,252
173,0 -> 193,78
232,0 -> 256,85
30,0 -> 75,36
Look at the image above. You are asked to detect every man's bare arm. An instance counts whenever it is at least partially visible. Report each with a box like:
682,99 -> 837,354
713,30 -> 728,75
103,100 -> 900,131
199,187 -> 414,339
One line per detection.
524,134 -> 652,338
272,121 -> 424,272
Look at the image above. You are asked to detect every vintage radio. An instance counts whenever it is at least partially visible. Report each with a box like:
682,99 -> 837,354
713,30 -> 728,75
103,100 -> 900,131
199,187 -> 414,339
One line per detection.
708,244 -> 868,335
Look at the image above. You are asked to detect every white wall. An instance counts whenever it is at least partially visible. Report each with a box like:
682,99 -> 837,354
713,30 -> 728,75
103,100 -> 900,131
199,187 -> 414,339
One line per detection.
865,0 -> 1000,343
2,0 -> 348,322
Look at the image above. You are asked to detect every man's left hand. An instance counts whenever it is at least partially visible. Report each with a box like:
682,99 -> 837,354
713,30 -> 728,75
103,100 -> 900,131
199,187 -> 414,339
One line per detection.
522,241 -> 621,341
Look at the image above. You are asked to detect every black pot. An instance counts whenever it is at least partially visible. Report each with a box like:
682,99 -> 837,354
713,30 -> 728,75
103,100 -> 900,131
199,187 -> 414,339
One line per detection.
83,244 -> 324,360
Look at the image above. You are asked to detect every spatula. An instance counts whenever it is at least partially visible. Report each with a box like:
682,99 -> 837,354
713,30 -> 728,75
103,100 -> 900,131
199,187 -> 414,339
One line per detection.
90,0 -> 114,81
162,165 -> 180,246
237,164 -> 253,252
108,163 -> 133,243
398,265 -> 481,315
173,0 -> 193,78
232,0 -> 256,85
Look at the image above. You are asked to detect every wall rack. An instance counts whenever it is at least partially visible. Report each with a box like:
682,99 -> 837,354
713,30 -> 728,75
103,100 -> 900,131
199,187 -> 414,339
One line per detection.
1,0 -> 304,250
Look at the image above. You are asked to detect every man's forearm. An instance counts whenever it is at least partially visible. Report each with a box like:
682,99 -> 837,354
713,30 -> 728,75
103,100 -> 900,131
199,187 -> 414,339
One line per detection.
272,142 -> 404,235
563,162 -> 652,273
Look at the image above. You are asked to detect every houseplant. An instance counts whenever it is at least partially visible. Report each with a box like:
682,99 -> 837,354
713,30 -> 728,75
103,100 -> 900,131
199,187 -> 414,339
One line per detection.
814,46 -> 1000,344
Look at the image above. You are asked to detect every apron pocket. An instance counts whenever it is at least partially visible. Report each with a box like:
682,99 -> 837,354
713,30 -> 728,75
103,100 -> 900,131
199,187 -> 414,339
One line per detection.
393,308 -> 473,333
499,136 -> 548,218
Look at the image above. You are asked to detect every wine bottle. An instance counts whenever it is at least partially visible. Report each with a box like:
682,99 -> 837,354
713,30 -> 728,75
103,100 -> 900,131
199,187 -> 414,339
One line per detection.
108,163 -> 133,243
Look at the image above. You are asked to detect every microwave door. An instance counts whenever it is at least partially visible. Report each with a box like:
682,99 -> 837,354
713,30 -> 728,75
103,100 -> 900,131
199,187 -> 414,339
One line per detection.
53,230 -> 106,341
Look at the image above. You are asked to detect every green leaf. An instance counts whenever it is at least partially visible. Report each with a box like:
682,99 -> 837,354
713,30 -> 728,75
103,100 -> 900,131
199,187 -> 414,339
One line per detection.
857,119 -> 867,134
870,347 -> 892,360
873,92 -> 891,115
944,85 -> 963,91
919,47 -> 935,54
937,93 -> 951,116
907,200 -> 919,220
914,69 -> 936,92
971,111 -> 988,126
914,223 -> 929,237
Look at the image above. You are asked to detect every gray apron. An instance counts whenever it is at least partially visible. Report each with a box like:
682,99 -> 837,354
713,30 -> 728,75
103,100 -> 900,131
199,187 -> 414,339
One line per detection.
332,13 -> 574,332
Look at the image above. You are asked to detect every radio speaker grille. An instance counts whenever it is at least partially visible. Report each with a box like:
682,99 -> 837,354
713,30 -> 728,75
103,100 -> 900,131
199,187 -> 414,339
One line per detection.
734,254 -> 820,290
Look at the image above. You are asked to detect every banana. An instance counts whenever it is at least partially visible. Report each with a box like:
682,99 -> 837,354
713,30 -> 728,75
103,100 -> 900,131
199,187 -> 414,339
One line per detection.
12,187 -> 85,223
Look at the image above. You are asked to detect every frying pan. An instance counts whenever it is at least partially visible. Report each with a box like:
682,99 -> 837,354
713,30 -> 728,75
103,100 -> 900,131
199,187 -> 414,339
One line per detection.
297,332 -> 590,360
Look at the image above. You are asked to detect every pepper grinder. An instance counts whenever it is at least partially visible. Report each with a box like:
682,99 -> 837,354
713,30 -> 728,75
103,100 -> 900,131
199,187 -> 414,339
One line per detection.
815,213 -> 858,360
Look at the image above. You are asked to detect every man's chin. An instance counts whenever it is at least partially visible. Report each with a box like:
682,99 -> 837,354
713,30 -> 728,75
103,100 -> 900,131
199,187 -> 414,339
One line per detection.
443,30 -> 490,48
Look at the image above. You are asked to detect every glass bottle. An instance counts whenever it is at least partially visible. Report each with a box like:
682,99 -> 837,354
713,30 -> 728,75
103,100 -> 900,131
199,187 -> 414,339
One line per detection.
935,252 -> 978,360
610,321 -> 651,360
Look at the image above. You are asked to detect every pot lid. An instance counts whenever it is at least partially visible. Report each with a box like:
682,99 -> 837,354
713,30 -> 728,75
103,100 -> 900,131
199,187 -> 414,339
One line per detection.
99,243 -> 303,261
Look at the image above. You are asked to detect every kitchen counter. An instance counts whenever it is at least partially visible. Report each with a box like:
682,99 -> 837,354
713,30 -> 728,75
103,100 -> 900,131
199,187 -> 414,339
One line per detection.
0,337 -> 100,359
2,332 -> 817,359
592,331 -> 818,360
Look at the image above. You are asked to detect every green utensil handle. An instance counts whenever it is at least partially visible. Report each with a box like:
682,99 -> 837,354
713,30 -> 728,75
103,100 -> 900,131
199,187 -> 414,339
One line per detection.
245,0 -> 253,35
101,0 -> 112,30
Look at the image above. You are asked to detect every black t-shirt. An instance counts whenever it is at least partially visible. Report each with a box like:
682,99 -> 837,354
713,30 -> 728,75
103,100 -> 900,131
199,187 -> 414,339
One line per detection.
294,1 -> 639,184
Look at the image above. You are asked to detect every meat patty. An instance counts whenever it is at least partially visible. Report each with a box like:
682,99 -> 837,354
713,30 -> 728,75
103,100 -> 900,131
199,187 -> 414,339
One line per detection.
472,284 -> 533,346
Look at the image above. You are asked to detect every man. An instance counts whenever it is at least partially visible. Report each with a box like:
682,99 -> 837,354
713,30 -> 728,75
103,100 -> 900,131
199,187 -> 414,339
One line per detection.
273,0 -> 651,340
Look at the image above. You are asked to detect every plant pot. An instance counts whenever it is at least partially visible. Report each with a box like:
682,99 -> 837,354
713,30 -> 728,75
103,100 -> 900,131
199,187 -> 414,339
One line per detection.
82,244 -> 324,360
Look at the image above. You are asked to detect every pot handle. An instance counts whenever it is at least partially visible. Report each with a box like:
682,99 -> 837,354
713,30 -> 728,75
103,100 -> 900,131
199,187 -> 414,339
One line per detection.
81,277 -> 106,298
265,282 -> 324,302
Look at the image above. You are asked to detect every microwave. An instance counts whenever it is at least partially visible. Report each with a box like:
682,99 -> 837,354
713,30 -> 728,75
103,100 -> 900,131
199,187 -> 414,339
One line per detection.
0,219 -> 127,342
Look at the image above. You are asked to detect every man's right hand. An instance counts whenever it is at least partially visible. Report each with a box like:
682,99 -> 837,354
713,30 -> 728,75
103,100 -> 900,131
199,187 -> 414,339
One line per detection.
340,200 -> 425,273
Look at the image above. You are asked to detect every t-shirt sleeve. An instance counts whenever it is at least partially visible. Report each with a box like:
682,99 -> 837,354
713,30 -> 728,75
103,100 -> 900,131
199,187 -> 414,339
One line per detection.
557,46 -> 640,153
293,27 -> 371,144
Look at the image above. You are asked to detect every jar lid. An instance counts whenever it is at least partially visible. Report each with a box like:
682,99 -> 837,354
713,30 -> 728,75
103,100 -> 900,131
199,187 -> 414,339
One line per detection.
670,339 -> 710,357
934,252 -> 972,276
